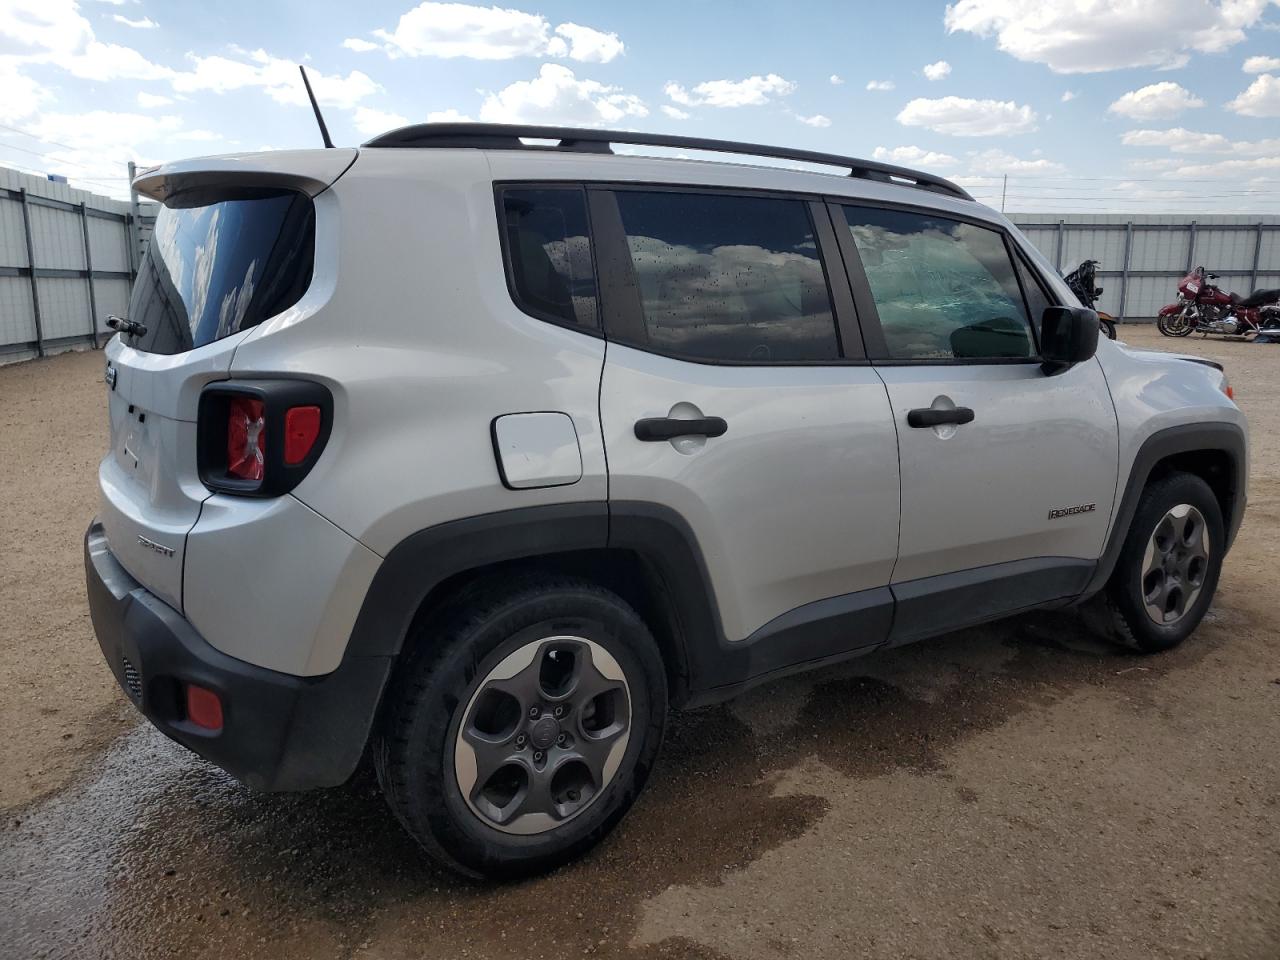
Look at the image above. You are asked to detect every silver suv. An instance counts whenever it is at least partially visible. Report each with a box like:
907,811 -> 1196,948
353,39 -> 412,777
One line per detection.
85,124 -> 1247,878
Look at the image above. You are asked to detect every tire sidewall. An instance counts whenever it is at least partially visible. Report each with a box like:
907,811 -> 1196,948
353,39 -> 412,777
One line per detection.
390,588 -> 666,877
1111,474 -> 1224,651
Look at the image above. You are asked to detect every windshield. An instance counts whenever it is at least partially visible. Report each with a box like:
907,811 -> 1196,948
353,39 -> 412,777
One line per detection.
126,189 -> 315,355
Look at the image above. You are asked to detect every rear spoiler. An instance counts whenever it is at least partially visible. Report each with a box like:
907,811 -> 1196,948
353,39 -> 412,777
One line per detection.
132,149 -> 358,203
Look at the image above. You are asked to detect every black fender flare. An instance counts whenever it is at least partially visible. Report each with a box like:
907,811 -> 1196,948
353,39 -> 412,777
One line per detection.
1083,421 -> 1246,597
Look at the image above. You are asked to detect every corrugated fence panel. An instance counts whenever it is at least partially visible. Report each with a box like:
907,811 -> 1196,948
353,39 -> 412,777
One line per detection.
29,203 -> 85,271
1060,227 -> 1127,274
0,276 -> 36,347
94,279 -> 131,332
87,216 -> 130,273
1195,228 -> 1258,275
35,277 -> 92,340
0,195 -> 28,267
1131,228 -> 1190,272
1125,276 -> 1176,319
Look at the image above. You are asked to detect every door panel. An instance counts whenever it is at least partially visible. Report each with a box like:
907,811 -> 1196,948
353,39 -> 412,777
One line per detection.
601,343 -> 900,642
878,358 -> 1118,584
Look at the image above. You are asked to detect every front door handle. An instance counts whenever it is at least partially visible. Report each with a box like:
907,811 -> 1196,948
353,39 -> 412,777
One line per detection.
634,416 -> 728,442
907,407 -> 975,428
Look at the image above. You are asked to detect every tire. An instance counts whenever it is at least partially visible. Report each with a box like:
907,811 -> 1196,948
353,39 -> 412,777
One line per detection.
1103,472 -> 1224,653
1157,312 -> 1193,337
373,575 -> 667,879
1099,318 -> 1117,340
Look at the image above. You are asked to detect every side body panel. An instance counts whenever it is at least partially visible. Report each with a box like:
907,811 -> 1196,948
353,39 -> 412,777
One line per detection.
599,346 -> 900,644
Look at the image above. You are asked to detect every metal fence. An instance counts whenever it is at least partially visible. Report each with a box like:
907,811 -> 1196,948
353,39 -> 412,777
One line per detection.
1011,213 -> 1280,322
0,166 -> 156,364
1,164 -> 1278,365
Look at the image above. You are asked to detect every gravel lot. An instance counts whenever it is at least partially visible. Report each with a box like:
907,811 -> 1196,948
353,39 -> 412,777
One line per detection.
2,327 -> 1278,960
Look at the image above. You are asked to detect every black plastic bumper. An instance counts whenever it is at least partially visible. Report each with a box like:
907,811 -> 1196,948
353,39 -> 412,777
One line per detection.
84,520 -> 391,791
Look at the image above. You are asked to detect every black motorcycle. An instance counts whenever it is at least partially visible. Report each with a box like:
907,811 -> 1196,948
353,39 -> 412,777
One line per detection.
1063,259 -> 1117,340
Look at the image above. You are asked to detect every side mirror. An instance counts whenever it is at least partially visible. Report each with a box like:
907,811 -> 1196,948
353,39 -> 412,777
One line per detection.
1040,305 -> 1099,374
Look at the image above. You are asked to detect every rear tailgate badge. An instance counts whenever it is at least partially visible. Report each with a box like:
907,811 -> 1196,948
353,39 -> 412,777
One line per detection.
137,535 -> 175,558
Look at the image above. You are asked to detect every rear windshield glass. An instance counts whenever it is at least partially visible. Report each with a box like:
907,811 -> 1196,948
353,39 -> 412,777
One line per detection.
126,189 -> 315,355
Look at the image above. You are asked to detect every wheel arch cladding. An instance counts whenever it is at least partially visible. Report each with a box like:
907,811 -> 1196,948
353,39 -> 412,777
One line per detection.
1085,422 -> 1246,598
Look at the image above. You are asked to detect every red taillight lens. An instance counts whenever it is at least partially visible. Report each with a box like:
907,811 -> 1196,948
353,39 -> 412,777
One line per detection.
185,684 -> 224,731
284,405 -> 322,465
227,397 -> 266,481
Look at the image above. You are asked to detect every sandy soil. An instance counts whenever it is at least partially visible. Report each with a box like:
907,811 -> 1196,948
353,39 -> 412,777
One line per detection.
1,327 -> 1277,959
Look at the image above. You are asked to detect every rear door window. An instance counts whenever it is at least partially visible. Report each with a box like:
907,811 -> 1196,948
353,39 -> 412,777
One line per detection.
841,206 -> 1035,361
612,190 -> 840,363
128,189 -> 315,355
501,187 -> 598,329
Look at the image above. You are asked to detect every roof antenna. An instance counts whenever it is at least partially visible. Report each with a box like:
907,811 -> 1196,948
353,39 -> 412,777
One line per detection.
298,65 -> 334,149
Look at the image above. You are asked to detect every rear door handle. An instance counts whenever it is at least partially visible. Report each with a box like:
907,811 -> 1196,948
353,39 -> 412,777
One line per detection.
634,416 -> 728,441
907,407 -> 975,428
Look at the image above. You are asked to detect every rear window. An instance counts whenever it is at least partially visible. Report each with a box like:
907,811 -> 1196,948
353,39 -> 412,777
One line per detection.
127,189 -> 315,355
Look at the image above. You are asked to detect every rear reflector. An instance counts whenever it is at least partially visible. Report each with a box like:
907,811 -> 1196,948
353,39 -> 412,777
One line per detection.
227,396 -> 266,481
186,684 -> 224,731
284,405 -> 322,465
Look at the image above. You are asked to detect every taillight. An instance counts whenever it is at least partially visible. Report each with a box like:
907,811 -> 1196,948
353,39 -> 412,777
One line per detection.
227,397 -> 266,481
197,380 -> 332,496
284,405 -> 322,465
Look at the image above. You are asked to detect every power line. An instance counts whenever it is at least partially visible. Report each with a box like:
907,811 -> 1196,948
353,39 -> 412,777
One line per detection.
0,121 -> 133,167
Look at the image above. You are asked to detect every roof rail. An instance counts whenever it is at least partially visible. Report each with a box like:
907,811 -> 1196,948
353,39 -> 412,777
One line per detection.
361,123 -> 974,201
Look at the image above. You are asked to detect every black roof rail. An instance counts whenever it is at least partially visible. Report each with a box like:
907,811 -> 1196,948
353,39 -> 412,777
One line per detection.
361,123 -> 974,201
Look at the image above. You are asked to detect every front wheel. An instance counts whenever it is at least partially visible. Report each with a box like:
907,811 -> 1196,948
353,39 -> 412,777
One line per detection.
1103,472 -> 1224,653
1157,310 -> 1194,337
373,576 -> 667,879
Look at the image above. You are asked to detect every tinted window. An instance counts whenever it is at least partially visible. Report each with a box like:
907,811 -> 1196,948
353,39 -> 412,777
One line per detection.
1015,255 -> 1052,339
502,188 -> 597,328
129,190 -> 314,355
843,206 -> 1034,361
615,191 -> 839,362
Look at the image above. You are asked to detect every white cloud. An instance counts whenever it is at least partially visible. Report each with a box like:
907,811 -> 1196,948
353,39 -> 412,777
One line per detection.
0,57 -> 48,123
1161,155 -> 1280,178
968,147 -> 1065,174
897,96 -> 1038,136
0,1 -> 170,81
549,22 -> 624,63
945,0 -> 1274,73
353,106 -> 410,135
922,59 -> 951,80
797,113 -> 831,127
660,104 -> 690,120
872,145 -> 958,166
1120,127 -> 1280,155
136,91 -> 174,108
829,74 -> 844,85
1227,72 -> 1280,115
427,108 -> 474,121
663,73 -> 795,108
479,63 -> 647,125
343,37 -> 380,53
1107,81 -> 1204,119
1244,54 -> 1280,72
112,14 -> 156,29
367,2 -> 622,62
171,51 -> 380,109
866,79 -> 895,91
1060,90 -> 1076,102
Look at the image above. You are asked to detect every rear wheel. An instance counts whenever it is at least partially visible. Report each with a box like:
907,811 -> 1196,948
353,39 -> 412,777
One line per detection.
373,576 -> 667,879
1103,472 -> 1223,653
1099,317 -> 1117,340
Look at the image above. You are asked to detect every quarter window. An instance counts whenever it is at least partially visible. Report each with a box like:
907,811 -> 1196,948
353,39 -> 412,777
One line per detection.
502,188 -> 598,328
842,206 -> 1035,361
614,191 -> 840,362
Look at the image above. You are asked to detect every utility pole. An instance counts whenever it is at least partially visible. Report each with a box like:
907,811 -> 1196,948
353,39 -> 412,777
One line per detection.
126,160 -> 141,275
1001,174 -> 1008,213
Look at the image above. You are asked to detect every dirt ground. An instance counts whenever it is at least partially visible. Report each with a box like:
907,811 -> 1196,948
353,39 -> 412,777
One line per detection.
1,328 -> 1277,960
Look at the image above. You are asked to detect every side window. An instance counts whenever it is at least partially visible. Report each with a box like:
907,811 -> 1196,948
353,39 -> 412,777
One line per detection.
613,191 -> 840,362
842,206 -> 1035,361
1014,255 -> 1052,339
501,188 -> 597,328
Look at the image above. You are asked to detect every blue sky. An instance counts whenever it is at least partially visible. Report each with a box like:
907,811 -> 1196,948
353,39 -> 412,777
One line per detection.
2,0 -> 1279,212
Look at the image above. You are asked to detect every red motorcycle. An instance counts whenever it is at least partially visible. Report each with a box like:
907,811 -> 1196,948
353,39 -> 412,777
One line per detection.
1158,266 -> 1280,338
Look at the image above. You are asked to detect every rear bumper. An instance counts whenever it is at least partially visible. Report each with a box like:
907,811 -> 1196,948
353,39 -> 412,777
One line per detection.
84,520 -> 390,791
